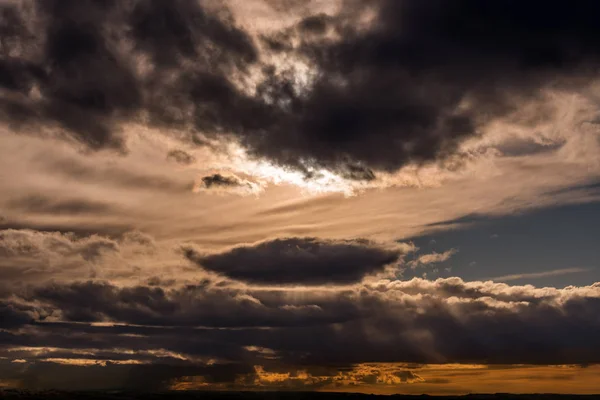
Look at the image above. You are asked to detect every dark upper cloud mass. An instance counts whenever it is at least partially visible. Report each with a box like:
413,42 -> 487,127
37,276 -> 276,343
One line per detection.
184,237 -> 402,284
0,0 -> 258,148
249,0 -> 600,174
201,174 -> 243,189
3,1 -> 600,176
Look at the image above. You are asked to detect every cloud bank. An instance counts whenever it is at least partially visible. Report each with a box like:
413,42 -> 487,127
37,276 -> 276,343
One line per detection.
185,237 -> 404,285
3,0 -> 600,179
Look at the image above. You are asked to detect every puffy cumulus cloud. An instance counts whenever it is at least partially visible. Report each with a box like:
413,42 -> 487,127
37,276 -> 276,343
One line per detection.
0,277 -> 598,368
183,237 -> 405,285
25,280 -> 361,328
0,229 -> 155,283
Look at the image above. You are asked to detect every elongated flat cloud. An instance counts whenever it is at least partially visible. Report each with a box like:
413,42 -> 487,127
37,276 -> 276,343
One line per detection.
184,237 -> 403,284
0,277 -> 599,366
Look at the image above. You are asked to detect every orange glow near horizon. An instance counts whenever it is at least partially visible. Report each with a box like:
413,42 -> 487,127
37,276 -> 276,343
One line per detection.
168,363 -> 600,394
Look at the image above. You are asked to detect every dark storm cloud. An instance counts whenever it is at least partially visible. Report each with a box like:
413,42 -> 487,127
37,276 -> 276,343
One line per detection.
4,1 -> 600,177
0,359 -> 255,391
1,278 -> 599,366
0,0 -> 259,148
129,0 -> 256,67
297,13 -> 330,35
0,301 -> 36,329
184,237 -> 403,285
29,280 -> 361,327
246,0 -> 600,174
201,174 -> 243,189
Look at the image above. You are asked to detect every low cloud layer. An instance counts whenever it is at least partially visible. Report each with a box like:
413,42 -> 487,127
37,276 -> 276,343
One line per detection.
0,227 -> 599,390
1,273 -> 599,366
184,237 -> 404,285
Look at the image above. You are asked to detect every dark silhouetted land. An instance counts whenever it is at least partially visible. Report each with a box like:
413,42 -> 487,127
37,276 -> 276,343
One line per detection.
1,391 -> 599,400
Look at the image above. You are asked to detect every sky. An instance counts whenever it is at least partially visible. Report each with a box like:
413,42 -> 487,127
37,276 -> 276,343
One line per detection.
1,0 -> 600,394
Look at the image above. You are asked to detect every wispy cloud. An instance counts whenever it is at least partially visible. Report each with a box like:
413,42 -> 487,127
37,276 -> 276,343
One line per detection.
408,249 -> 458,269
488,267 -> 591,282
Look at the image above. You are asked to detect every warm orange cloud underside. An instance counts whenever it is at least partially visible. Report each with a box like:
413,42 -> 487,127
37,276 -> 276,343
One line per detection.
169,364 -> 600,394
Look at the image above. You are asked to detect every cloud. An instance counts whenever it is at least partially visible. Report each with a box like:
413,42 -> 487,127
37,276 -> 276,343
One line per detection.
184,237 -> 405,285
0,229 -> 155,283
0,301 -> 37,329
7,195 -> 113,215
408,249 -> 458,269
27,280 -> 361,328
4,0 -> 599,180
1,357 -> 598,392
166,149 -> 196,165
0,276 -> 598,367
0,229 -> 118,262
489,267 -> 591,282
0,0 -> 259,149
192,173 -> 262,195
245,0 -> 600,175
0,359 -> 255,391
201,174 -> 243,189
2,0 -> 600,392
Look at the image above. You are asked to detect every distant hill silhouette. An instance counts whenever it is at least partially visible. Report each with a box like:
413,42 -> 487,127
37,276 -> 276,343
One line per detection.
1,391 -> 599,400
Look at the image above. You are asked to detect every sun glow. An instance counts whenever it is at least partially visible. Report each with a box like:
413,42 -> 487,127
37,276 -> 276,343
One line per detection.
212,143 -> 368,196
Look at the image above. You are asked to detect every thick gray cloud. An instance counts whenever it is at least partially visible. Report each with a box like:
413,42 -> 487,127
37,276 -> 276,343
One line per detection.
0,358 -> 255,391
27,280 -> 361,328
184,237 -> 403,285
249,0 -> 600,174
4,0 -> 598,177
0,0 -> 259,148
0,277 -> 598,366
